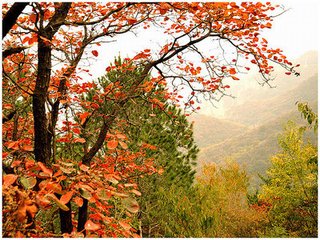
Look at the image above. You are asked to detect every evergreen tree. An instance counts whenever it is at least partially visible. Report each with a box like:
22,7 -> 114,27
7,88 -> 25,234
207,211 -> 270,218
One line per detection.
95,58 -> 199,237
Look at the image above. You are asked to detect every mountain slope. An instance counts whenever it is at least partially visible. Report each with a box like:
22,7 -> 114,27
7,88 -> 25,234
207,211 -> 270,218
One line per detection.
197,108 -> 317,188
188,114 -> 247,148
190,51 -> 318,189
225,74 -> 317,126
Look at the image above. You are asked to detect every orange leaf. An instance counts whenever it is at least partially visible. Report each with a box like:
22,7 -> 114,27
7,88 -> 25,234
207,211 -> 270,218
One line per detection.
107,140 -> 118,149
46,182 -> 63,194
28,34 -> 38,45
73,138 -> 86,143
133,52 -> 150,60
229,68 -> 236,75
22,36 -> 30,44
131,233 -> 141,238
21,145 -> 33,151
127,17 -> 137,25
11,160 -> 22,168
119,141 -> 128,149
72,127 -> 81,134
3,174 -> 18,187
80,164 -> 89,172
74,196 -> 84,207
92,50 -> 98,57
85,220 -> 101,231
116,133 -> 126,139
158,168 -> 164,175
7,141 -> 19,150
15,231 -> 25,238
131,189 -> 141,196
265,22 -> 272,28
79,112 -> 90,125
231,76 -> 240,81
26,204 -> 38,218
119,220 -> 131,231
60,191 -> 74,205
38,162 -> 53,177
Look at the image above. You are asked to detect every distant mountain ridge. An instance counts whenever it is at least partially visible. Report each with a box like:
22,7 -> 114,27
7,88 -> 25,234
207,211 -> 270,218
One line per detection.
189,51 -> 318,189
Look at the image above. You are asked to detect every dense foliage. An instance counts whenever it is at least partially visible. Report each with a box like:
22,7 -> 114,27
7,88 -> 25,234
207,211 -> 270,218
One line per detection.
258,105 -> 318,237
2,2 -> 310,238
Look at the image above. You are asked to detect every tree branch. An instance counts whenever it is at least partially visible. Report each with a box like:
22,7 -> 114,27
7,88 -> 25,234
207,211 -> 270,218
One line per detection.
2,2 -> 29,39
2,46 -> 29,59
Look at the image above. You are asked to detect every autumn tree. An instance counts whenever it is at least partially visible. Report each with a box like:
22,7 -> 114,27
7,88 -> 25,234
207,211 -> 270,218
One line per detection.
259,105 -> 318,237
2,2 -> 299,237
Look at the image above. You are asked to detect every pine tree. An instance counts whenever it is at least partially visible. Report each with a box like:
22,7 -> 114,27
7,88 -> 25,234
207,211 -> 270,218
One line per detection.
95,58 -> 199,237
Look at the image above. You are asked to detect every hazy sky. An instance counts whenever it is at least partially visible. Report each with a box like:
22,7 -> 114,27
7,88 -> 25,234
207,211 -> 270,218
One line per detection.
263,1 -> 318,59
90,1 -> 319,78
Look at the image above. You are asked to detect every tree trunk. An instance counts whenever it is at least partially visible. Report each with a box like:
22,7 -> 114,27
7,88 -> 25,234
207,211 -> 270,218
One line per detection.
32,2 -> 72,233
77,199 -> 88,235
32,38 -> 52,164
59,202 -> 73,234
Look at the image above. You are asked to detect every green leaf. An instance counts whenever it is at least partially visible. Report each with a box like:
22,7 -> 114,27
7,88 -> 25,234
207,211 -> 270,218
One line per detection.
80,188 -> 92,200
20,176 -> 37,189
46,194 -> 69,211
97,189 -> 111,200
122,197 -> 139,213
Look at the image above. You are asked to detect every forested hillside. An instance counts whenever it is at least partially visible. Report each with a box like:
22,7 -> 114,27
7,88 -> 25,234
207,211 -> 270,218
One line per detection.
191,51 -> 318,189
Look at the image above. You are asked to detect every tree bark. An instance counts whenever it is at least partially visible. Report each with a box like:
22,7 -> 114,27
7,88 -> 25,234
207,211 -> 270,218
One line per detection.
59,202 -> 73,234
2,2 -> 28,39
77,199 -> 88,235
33,38 -> 52,164
31,2 -> 72,234
33,3 -> 71,164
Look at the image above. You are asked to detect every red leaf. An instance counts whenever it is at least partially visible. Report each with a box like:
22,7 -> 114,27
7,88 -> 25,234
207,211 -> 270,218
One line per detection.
285,72 -> 292,75
133,52 -> 150,60
7,141 -> 19,150
38,162 -> 53,177
127,17 -> 137,25
3,174 -> 18,187
21,145 -> 33,151
107,140 -> 118,149
60,191 -> 73,205
73,138 -> 86,143
11,160 -> 22,168
79,112 -> 90,125
92,50 -> 98,57
74,196 -> 84,207
72,127 -> 81,134
85,220 -> 101,231
229,68 -> 236,75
